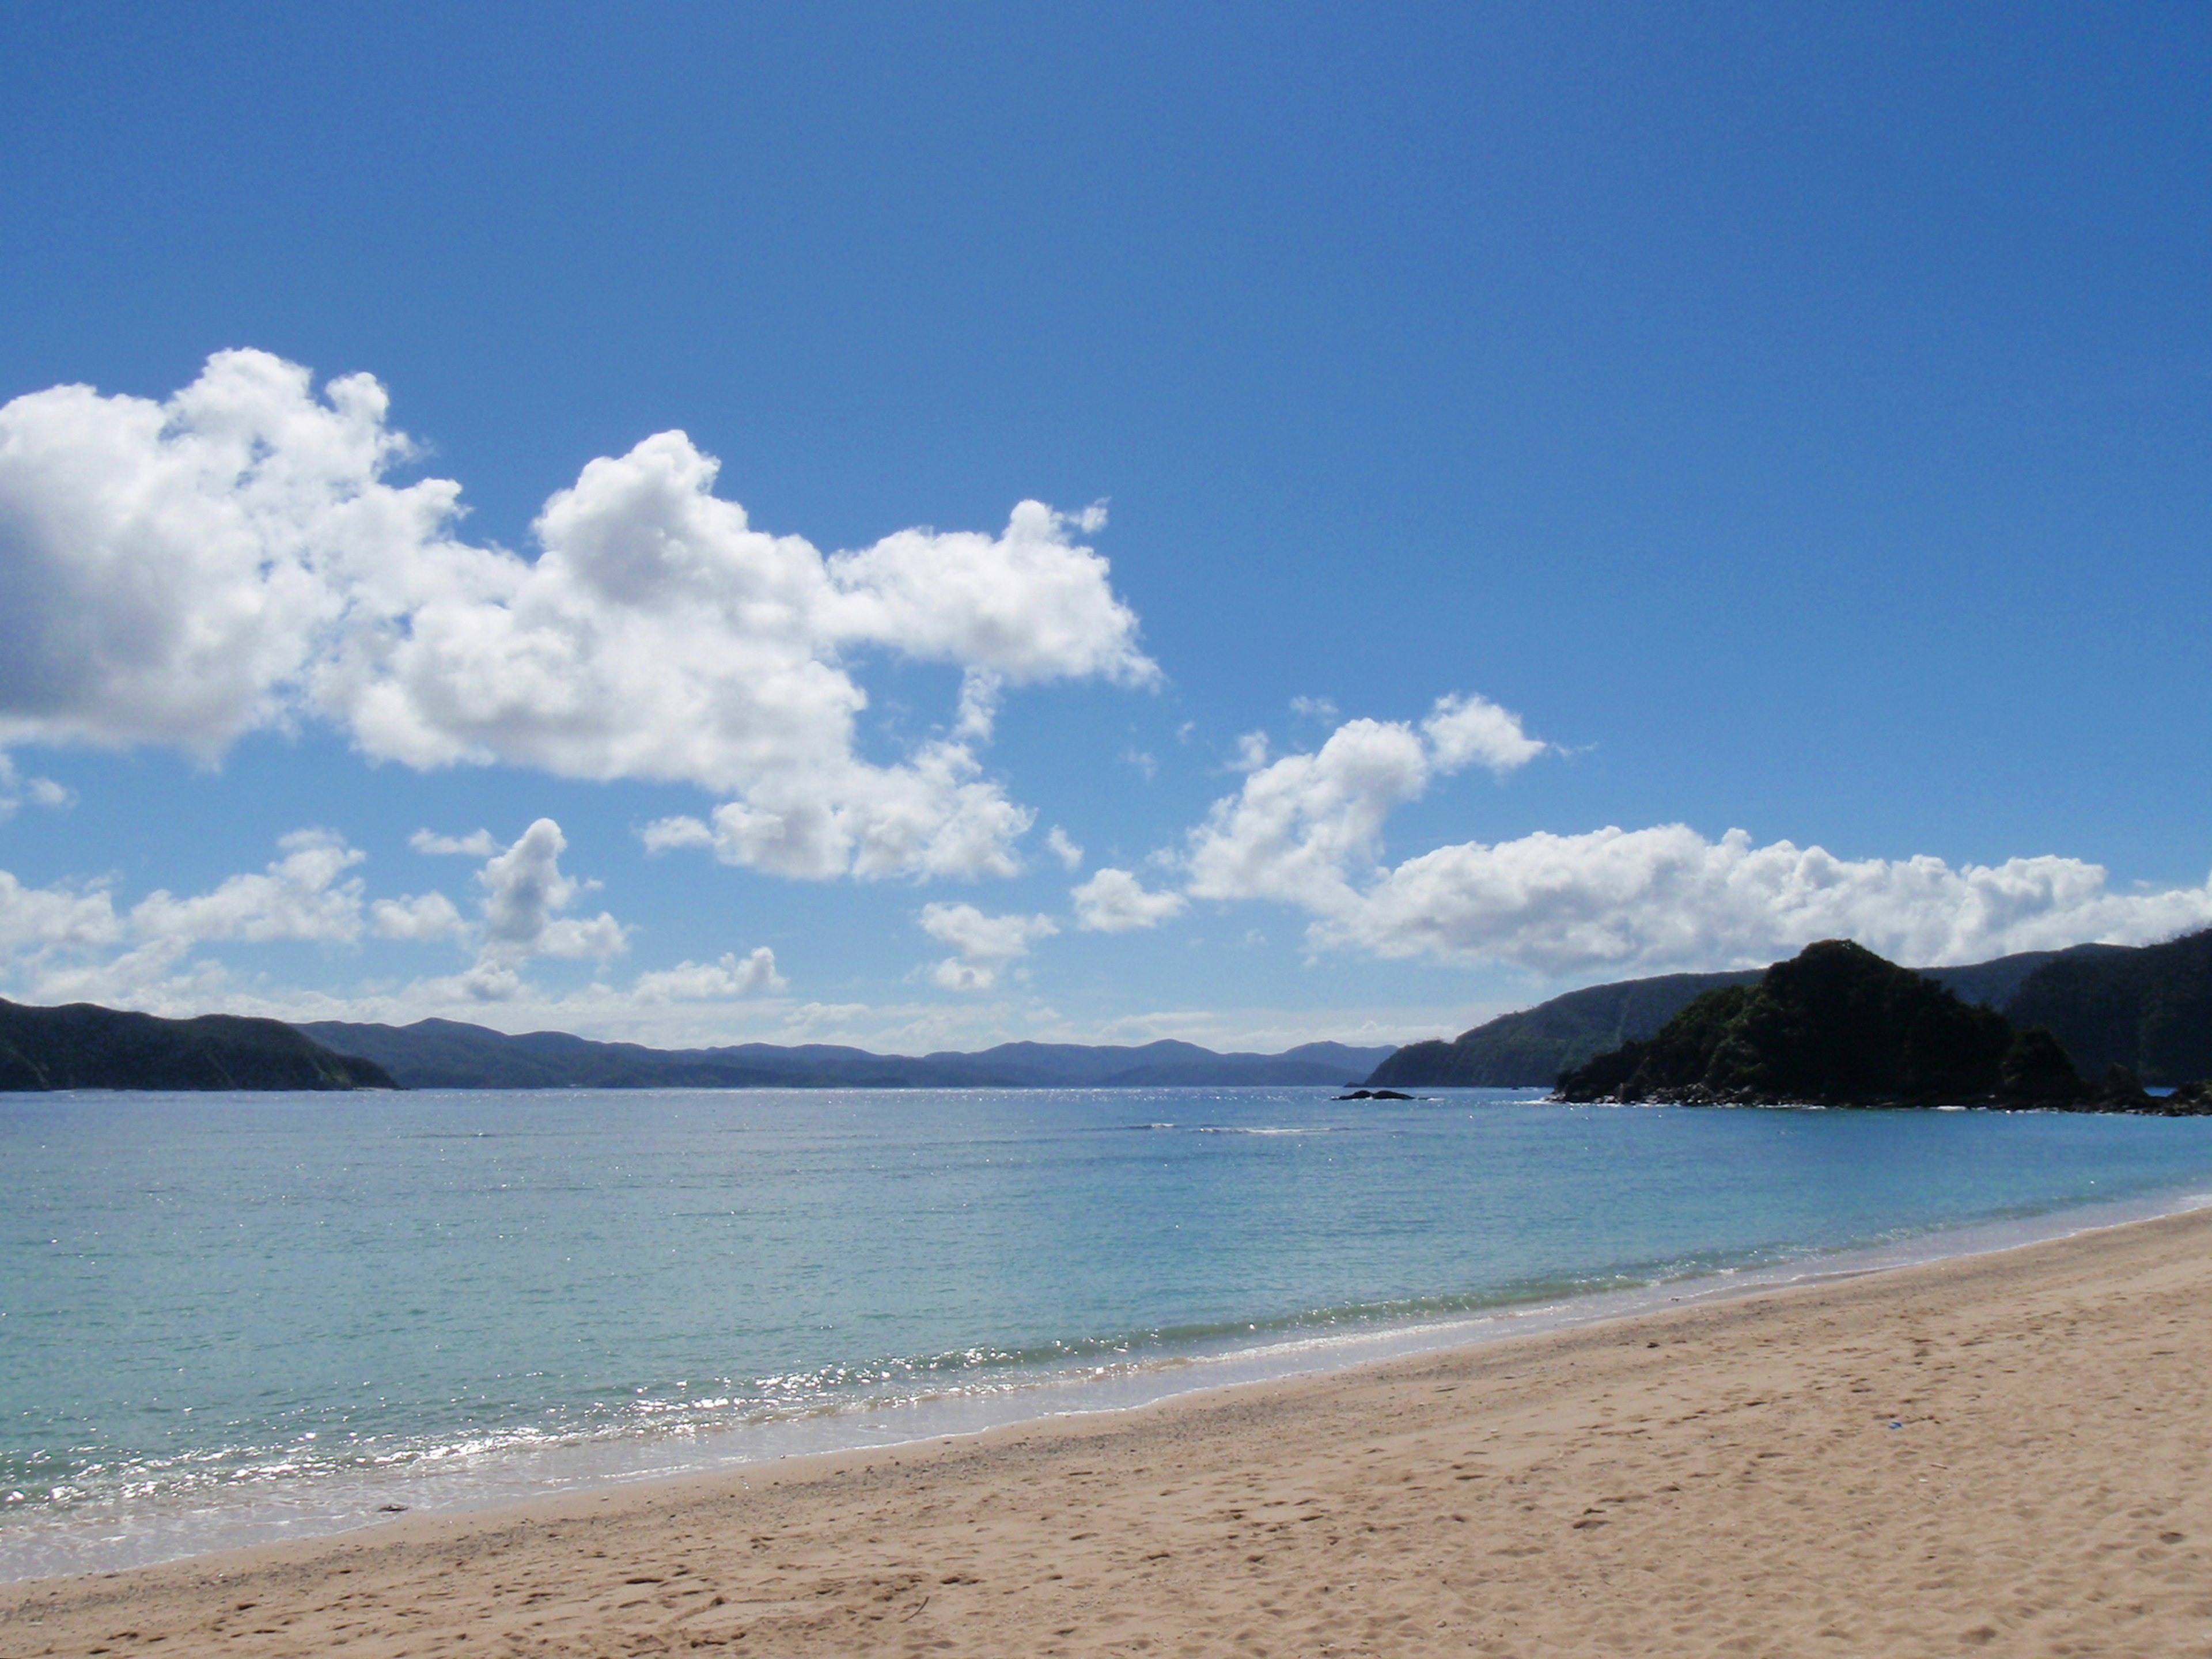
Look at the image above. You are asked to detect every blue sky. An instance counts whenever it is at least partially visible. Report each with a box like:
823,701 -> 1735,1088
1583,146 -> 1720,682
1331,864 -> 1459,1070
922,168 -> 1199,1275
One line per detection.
2,3 -> 2208,1052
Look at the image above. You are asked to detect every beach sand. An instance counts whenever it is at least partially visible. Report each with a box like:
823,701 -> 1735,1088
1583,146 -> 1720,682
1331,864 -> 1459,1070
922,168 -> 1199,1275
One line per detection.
9,1206 -> 2212,1658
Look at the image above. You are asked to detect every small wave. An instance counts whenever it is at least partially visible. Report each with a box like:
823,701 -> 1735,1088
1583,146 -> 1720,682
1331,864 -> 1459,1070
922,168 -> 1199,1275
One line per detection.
1193,1125 -> 1332,1136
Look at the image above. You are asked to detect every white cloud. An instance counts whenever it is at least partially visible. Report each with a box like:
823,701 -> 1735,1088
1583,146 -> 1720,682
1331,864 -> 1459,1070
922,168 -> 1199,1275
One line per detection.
638,815 -> 715,853
1185,695 -> 1546,918
0,754 -> 74,820
654,744 -> 1035,880
410,828 -> 499,858
1421,691 -> 1547,773
1327,825 -> 2212,974
631,947 -> 785,1002
1186,718 -> 1433,912
929,959 -> 1002,992
473,819 -> 627,970
0,817 -> 804,1031
1071,867 -> 1188,933
1180,703 -> 2212,976
130,830 -> 368,945
919,902 -> 1057,960
0,870 -> 122,953
0,351 -> 1154,882
918,900 -> 1057,993
1044,825 -> 1084,870
369,891 -> 468,941
1289,695 -> 1338,721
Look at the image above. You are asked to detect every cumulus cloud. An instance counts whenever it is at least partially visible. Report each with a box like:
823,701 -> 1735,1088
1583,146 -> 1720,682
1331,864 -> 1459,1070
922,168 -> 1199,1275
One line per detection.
929,959 -> 1001,992
1071,868 -> 1188,933
0,869 -> 122,953
1187,694 -> 1544,916
131,830 -> 369,945
1421,692 -> 1548,773
1187,718 -> 1433,912
1182,702 -> 2212,975
369,891 -> 468,941
1044,825 -> 1084,870
0,830 -> 384,1007
459,819 -> 627,998
410,828 -> 500,858
918,900 -> 1056,991
0,816 -> 800,1027
631,947 -> 785,1002
1327,825 -> 2212,974
0,351 -> 1154,882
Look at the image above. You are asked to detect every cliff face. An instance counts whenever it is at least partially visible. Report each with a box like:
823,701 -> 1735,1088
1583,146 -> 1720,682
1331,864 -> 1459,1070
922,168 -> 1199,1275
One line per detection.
0,1000 -> 398,1092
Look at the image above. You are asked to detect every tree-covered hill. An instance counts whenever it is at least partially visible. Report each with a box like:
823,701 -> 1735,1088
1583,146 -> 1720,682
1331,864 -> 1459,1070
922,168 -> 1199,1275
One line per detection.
0,1000 -> 397,1091
1551,939 -> 2210,1110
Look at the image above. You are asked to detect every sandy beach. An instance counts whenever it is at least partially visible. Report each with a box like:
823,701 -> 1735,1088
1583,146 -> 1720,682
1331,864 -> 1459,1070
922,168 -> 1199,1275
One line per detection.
9,1206 -> 2212,1658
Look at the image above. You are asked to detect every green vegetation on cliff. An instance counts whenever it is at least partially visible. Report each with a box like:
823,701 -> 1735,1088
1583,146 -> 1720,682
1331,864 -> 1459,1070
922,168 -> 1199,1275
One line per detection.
0,999 -> 398,1091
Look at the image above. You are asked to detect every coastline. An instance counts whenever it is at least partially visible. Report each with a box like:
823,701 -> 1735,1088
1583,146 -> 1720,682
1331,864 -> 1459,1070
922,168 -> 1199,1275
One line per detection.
12,1198 -> 2212,1653
5,1171 -> 2209,1587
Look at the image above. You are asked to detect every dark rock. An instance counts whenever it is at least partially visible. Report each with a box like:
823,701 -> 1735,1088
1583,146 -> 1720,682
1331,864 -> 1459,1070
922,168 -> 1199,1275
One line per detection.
2160,1080 -> 2212,1115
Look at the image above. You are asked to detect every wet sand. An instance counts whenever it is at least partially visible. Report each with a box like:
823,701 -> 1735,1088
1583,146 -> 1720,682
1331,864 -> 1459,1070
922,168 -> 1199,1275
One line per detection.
9,1206 -> 2212,1657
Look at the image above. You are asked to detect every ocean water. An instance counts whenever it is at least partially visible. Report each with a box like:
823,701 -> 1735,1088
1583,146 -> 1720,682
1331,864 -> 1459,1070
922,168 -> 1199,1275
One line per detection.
7,1085 -> 2212,1580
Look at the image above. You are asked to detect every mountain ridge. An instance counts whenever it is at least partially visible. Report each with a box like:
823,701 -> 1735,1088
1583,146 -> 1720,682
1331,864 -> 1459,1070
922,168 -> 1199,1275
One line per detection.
296,1020 -> 1396,1091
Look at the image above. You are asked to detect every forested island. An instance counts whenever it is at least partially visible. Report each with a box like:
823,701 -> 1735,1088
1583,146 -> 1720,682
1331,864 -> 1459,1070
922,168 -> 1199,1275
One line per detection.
1551,939 -> 2212,1112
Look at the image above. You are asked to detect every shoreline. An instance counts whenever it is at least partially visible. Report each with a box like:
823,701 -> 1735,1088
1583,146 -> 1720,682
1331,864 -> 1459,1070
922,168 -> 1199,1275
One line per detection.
12,1200 -> 2212,1653
6,1172 -> 2210,1587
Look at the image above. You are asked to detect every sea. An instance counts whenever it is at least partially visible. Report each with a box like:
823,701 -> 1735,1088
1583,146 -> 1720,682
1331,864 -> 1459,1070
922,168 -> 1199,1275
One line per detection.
7,1085 -> 2212,1581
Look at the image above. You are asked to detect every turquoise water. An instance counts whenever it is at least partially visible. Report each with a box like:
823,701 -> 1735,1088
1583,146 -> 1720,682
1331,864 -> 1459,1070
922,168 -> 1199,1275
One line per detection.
7,1085 -> 2212,1577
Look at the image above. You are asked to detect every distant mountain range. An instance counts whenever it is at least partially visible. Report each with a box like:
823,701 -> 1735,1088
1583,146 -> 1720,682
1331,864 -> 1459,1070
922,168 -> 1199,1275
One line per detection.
1364,938 -> 2188,1089
0,999 -> 397,1091
297,1020 -> 1396,1091
15,926 -> 2202,1096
